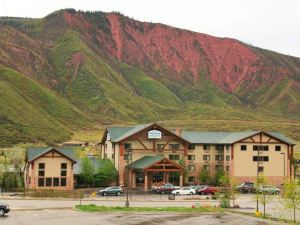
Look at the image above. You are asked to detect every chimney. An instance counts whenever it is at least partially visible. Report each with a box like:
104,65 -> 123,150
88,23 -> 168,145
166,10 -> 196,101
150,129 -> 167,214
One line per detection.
175,128 -> 182,136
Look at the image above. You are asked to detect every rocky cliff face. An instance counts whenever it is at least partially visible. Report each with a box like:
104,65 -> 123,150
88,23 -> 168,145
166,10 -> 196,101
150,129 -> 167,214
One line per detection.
0,9 -> 299,146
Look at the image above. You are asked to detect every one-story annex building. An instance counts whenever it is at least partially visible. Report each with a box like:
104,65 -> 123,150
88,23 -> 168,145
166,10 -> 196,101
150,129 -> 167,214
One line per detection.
100,123 -> 295,191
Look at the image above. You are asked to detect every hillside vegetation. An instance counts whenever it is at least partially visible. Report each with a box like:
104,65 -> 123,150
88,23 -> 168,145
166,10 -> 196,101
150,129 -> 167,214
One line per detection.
0,9 -> 299,146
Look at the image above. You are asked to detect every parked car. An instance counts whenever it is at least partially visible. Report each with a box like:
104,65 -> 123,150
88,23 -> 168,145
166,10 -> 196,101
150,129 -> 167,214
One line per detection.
237,182 -> 256,193
196,185 -> 218,195
155,184 -> 180,194
189,185 -> 206,191
0,203 -> 10,216
171,187 -> 196,195
258,185 -> 280,194
97,186 -> 124,196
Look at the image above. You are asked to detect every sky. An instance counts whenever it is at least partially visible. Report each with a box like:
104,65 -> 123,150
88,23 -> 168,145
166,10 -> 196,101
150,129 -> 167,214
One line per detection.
0,0 -> 299,57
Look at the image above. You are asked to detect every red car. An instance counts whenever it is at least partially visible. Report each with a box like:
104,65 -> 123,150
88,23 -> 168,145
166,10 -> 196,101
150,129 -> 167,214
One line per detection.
196,185 -> 218,195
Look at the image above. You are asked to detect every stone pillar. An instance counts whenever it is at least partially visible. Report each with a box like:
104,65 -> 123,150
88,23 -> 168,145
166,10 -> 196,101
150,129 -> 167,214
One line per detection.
166,173 -> 169,183
230,144 -> 235,177
119,143 -> 125,185
179,172 -> 183,188
132,171 -> 136,188
144,172 -> 148,192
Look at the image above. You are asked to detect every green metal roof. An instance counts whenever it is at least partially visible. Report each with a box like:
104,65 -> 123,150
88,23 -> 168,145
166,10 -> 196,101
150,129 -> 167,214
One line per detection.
181,131 -> 295,145
105,123 -> 295,145
107,123 -> 153,142
127,155 -> 164,169
26,147 -> 77,162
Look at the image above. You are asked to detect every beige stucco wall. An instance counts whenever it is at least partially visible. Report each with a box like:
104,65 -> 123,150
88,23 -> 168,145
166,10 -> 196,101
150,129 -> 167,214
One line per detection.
25,151 -> 74,190
234,142 -> 288,177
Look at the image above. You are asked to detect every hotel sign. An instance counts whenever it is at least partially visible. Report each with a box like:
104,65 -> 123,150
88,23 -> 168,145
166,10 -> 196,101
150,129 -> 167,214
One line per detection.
148,130 -> 162,139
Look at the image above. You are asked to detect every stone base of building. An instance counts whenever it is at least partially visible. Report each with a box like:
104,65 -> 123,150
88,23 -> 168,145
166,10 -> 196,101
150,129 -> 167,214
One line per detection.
234,176 -> 285,186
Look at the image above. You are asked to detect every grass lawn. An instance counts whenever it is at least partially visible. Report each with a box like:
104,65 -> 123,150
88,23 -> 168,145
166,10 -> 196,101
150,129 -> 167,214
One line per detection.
75,204 -> 222,213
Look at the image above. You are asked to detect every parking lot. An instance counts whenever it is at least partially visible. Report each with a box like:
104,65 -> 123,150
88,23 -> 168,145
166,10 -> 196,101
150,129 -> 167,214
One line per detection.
0,209 -> 283,225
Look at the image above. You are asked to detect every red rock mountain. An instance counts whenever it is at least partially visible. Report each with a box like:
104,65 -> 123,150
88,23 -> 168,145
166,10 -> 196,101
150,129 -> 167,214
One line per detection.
0,9 -> 299,145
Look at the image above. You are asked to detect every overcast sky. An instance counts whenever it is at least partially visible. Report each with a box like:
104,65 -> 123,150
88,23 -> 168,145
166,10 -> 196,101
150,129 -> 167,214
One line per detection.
0,0 -> 299,57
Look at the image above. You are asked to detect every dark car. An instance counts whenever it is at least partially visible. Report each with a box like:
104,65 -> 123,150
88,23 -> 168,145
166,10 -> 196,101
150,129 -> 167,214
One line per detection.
196,185 -> 218,195
237,182 -> 256,193
155,184 -> 180,194
97,186 -> 124,196
0,203 -> 10,216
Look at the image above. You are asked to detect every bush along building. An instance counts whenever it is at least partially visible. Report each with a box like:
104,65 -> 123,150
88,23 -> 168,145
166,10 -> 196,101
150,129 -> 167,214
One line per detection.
100,123 -> 295,191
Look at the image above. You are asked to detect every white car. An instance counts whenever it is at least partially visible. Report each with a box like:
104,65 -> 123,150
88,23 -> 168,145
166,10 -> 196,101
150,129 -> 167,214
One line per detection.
171,187 -> 196,195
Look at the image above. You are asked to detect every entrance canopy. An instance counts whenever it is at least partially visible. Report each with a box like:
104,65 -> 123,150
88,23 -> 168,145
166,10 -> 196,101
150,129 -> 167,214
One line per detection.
127,156 -> 185,172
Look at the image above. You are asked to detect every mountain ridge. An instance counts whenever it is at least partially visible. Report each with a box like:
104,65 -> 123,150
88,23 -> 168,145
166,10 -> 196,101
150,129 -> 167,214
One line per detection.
0,9 -> 299,146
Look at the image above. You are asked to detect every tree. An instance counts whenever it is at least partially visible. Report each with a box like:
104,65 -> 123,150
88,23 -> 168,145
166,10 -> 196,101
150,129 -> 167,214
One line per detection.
283,180 -> 300,223
219,173 -> 239,207
213,169 -> 225,186
256,176 -> 274,218
97,160 -> 117,186
198,167 -> 210,184
80,157 -> 94,186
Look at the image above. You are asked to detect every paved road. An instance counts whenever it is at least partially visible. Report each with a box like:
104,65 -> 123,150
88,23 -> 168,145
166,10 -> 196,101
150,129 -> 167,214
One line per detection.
0,209 -> 282,225
1,194 -> 299,222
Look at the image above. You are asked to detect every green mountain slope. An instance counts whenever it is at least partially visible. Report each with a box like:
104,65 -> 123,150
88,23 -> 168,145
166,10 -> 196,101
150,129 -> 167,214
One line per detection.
0,65 -> 90,146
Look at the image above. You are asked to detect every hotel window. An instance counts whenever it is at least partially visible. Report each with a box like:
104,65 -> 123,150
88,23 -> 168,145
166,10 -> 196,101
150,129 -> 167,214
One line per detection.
124,143 -> 132,149
46,178 -> 52,187
38,178 -> 44,187
53,178 -> 59,187
226,145 -> 230,150
216,145 -> 224,151
124,154 -> 132,161
215,165 -> 223,171
226,166 -> 230,172
226,155 -> 230,161
203,155 -> 210,161
215,155 -> 224,161
38,163 -> 45,177
203,145 -> 210,150
157,144 -> 164,150
203,165 -> 210,172
275,145 -> 281,151
253,145 -> 269,151
188,176 -> 195,182
253,156 -> 269,162
188,165 -> 195,171
188,155 -> 195,161
241,145 -> 247,151
169,155 -> 180,160
61,178 -> 67,186
61,163 -> 67,176
188,144 -> 195,150
169,144 -> 180,151
258,166 -> 264,173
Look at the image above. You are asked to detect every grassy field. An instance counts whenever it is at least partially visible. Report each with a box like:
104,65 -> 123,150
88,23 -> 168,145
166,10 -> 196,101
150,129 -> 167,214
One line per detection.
75,205 -> 222,212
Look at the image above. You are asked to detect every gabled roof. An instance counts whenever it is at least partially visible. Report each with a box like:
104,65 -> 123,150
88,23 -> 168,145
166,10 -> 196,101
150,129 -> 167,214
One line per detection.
101,123 -> 295,145
109,123 -> 153,142
26,147 -> 77,163
181,131 -> 295,145
103,123 -> 190,143
127,155 -> 164,169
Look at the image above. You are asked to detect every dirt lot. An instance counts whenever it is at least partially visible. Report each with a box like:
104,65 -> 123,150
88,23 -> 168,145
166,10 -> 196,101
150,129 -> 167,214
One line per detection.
0,209 -> 282,225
